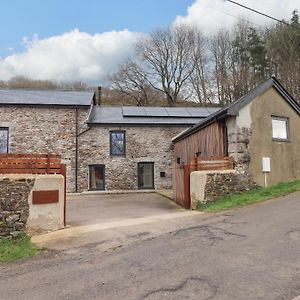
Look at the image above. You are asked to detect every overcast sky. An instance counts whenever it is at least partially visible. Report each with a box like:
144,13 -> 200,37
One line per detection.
0,0 -> 298,83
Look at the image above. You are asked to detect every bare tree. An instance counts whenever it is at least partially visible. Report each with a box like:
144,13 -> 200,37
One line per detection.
135,26 -> 201,106
62,81 -> 88,90
1,76 -> 90,91
110,60 -> 158,106
210,30 -> 233,105
188,32 -> 214,104
7,76 -> 58,89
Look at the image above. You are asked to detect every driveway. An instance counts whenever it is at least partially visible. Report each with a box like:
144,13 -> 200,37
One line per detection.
31,192 -> 200,250
66,192 -> 181,226
2,192 -> 300,299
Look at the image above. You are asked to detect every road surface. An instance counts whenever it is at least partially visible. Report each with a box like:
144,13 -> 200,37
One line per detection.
1,192 -> 300,299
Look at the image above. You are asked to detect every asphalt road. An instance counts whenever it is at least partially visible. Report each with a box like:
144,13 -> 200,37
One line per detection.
1,192 -> 300,300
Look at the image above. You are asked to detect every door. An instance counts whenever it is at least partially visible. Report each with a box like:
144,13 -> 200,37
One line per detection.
138,162 -> 154,189
89,165 -> 105,190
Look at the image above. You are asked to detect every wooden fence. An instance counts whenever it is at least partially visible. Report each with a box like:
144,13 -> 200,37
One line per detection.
174,156 -> 234,209
191,156 -> 234,171
0,153 -> 63,174
0,153 -> 67,226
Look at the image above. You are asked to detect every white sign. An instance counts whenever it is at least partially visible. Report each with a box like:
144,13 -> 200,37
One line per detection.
262,157 -> 271,173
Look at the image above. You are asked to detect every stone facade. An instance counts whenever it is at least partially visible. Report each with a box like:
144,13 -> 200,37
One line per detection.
0,178 -> 35,237
0,106 -> 89,192
0,104 -> 191,193
205,171 -> 256,202
227,123 -> 255,185
78,125 -> 189,192
190,170 -> 257,209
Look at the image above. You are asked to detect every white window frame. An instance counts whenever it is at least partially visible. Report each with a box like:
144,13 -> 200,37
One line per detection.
271,116 -> 289,141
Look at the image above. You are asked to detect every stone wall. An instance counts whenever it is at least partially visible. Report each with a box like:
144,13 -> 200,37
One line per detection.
78,125 -> 189,191
227,125 -> 255,184
205,171 -> 256,202
0,178 -> 35,237
190,170 -> 257,209
0,106 -> 89,192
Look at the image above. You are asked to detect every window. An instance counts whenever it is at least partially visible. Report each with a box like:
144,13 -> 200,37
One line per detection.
89,165 -> 105,190
0,127 -> 8,153
138,162 -> 154,189
110,131 -> 126,156
272,117 -> 289,140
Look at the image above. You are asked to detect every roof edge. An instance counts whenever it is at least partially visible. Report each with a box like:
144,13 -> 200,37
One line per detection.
0,103 -> 91,107
172,77 -> 300,143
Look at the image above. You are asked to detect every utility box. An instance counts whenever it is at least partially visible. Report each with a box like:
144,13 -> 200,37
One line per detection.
262,157 -> 271,172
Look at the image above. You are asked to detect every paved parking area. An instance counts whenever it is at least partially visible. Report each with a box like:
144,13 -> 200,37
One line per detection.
66,192 -> 182,226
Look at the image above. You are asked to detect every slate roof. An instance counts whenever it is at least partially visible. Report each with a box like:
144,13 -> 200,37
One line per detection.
87,106 -> 220,126
0,89 -> 95,107
172,76 -> 300,143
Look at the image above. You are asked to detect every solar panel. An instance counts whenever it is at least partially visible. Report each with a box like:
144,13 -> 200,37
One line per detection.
122,107 -> 146,116
186,107 -> 220,117
165,107 -> 191,117
144,107 -> 169,117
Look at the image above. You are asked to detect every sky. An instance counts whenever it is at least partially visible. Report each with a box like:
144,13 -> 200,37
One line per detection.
0,0 -> 298,84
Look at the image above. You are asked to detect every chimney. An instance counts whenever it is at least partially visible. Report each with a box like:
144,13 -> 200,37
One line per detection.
97,86 -> 102,105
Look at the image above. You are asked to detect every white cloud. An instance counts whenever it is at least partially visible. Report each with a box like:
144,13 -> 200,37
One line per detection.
174,0 -> 299,34
0,29 -> 142,82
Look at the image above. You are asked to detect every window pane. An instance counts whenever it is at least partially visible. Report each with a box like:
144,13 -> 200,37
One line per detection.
0,128 -> 8,153
138,163 -> 154,189
272,119 -> 287,139
111,132 -> 125,155
90,165 -> 105,190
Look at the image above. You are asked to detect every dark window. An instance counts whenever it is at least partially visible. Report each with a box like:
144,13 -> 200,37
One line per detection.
110,131 -> 126,156
0,127 -> 9,153
89,165 -> 105,190
138,162 -> 154,189
177,157 -> 181,164
271,116 -> 289,141
160,172 -> 166,178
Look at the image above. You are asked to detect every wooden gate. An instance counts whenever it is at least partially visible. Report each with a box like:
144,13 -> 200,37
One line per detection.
173,156 -> 234,209
173,162 -> 191,209
0,153 -> 67,225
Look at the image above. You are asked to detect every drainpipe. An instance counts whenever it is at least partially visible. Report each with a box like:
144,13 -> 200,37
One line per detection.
75,106 -> 79,193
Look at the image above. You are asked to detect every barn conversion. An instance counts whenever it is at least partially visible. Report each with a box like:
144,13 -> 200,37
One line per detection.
172,77 -> 300,207
1,77 -> 299,201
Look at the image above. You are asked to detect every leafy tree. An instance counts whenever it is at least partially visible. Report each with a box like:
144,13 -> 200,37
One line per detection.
246,27 -> 268,80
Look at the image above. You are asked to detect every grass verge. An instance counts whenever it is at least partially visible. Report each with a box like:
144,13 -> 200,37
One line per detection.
197,179 -> 300,212
0,234 -> 38,263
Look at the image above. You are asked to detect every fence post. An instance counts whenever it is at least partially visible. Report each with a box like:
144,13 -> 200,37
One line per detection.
60,164 -> 67,226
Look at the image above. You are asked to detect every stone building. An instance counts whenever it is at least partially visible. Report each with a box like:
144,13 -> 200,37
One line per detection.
0,89 -> 218,192
172,77 -> 300,206
0,89 -> 93,192
77,106 -> 218,192
2,77 -> 296,200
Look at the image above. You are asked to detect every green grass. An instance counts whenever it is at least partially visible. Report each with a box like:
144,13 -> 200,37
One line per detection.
197,180 -> 300,212
0,234 -> 38,263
